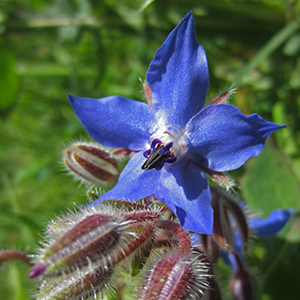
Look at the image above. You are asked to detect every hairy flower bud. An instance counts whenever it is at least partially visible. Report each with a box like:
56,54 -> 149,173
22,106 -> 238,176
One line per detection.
29,207 -> 132,278
30,202 -> 161,276
63,141 -> 119,186
31,202 -> 161,299
137,251 -> 212,300
36,261 -> 113,300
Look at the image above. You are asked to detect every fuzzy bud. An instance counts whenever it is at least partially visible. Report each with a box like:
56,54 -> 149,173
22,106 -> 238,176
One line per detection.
36,262 -> 113,300
30,202 -> 161,277
29,208 -> 131,278
137,251 -> 212,300
63,141 -> 119,186
31,202 -> 162,299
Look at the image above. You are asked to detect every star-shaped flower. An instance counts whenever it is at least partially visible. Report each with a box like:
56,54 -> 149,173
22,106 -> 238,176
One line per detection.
68,12 -> 285,235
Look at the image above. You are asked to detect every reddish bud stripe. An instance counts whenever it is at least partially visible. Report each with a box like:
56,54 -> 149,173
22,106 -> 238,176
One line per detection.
64,142 -> 119,185
41,214 -> 124,274
73,152 -> 116,181
76,144 -> 118,170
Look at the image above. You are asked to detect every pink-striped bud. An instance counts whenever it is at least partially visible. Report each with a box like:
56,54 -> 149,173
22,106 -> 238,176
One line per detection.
29,206 -> 132,278
63,141 -> 119,186
137,251 -> 212,300
36,261 -> 113,300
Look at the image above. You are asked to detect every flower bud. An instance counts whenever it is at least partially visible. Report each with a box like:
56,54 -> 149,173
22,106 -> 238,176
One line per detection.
36,261 -> 113,300
30,202 -> 161,278
29,206 -> 132,278
32,202 -> 161,300
63,141 -> 119,186
137,251 -> 212,300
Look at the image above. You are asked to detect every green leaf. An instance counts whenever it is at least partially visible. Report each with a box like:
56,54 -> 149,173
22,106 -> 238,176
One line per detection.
240,140 -> 300,217
0,46 -> 19,113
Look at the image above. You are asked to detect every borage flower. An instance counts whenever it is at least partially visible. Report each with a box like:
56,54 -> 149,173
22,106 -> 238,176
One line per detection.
69,12 -> 285,234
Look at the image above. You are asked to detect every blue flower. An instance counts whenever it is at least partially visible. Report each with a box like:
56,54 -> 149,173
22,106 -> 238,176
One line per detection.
68,12 -> 285,235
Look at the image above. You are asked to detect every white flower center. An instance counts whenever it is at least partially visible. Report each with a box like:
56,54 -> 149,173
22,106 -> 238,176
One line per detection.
150,125 -> 190,158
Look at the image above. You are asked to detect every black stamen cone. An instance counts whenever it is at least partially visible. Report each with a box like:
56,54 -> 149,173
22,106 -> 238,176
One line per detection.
142,144 -> 172,170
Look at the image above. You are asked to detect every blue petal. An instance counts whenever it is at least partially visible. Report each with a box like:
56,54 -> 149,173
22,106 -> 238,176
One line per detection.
249,208 -> 294,238
186,104 -> 286,172
94,151 -> 160,203
146,12 -> 209,129
68,95 -> 156,151
155,158 -> 213,234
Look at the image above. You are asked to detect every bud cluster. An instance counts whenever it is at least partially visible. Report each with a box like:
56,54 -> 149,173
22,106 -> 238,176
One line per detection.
137,251 -> 212,300
26,129 -> 291,300
29,201 -> 216,300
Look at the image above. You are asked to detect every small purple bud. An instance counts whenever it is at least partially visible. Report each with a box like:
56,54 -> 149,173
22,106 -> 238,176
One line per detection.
63,141 -> 119,186
138,252 -> 212,300
30,202 -> 162,279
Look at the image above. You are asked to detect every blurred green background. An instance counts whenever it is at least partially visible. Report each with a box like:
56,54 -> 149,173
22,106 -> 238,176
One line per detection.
0,0 -> 300,299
